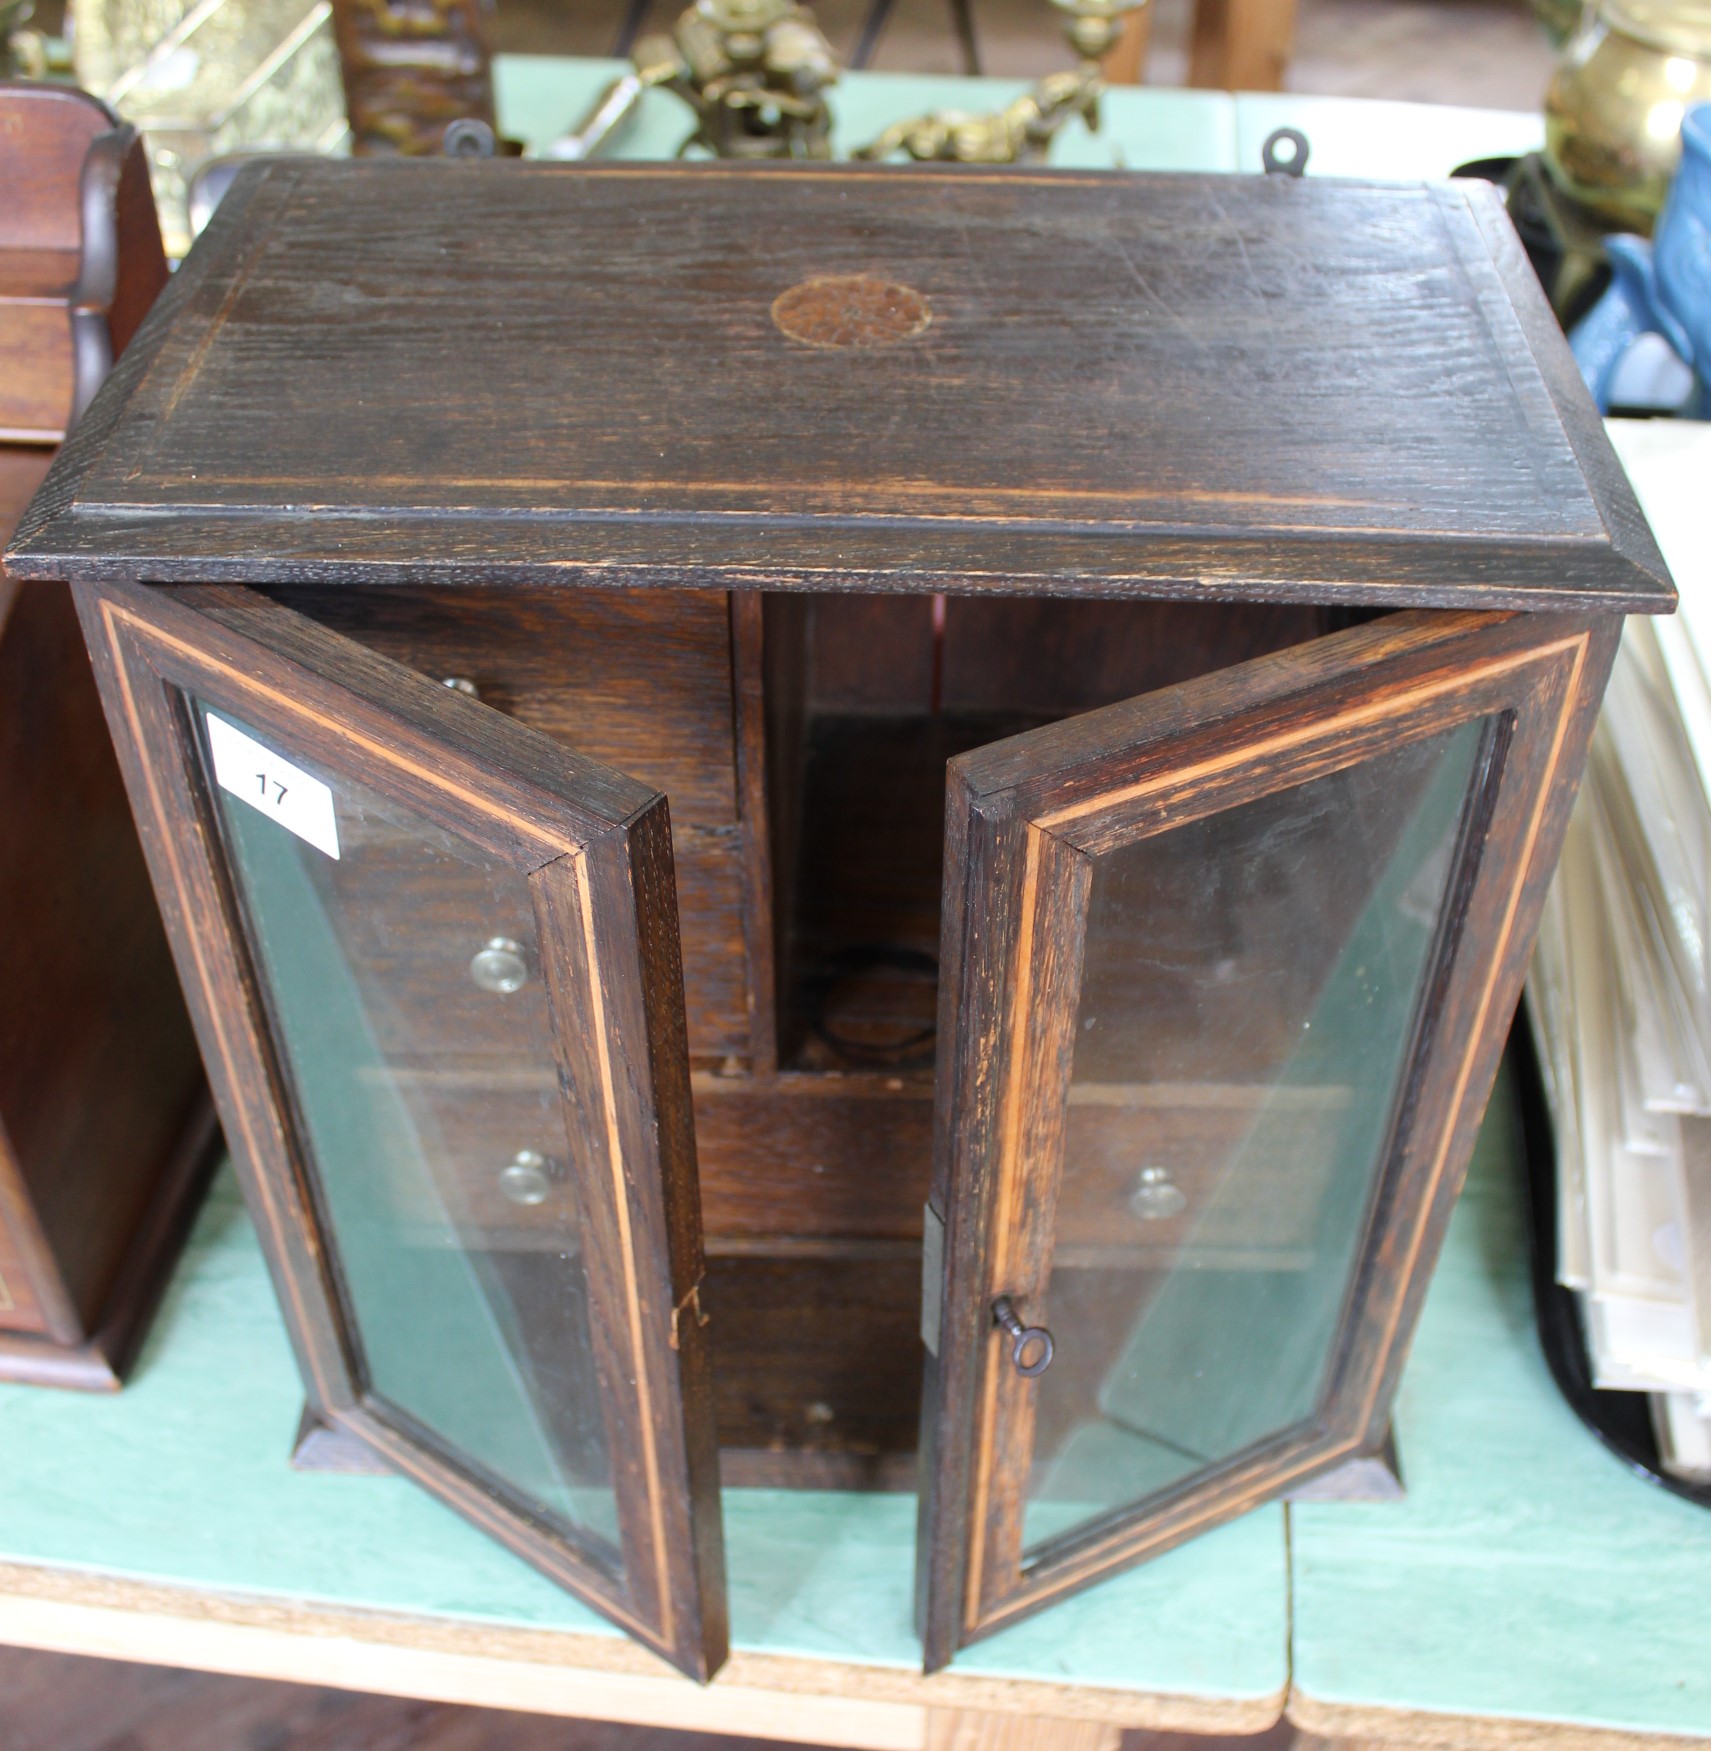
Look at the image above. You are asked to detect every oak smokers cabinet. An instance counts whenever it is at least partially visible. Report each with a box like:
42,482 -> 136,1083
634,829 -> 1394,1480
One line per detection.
6,160 -> 1672,1682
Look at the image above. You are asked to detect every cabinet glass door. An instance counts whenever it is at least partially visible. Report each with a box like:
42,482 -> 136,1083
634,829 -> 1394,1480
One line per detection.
78,579 -> 725,1681
918,610 -> 1614,1667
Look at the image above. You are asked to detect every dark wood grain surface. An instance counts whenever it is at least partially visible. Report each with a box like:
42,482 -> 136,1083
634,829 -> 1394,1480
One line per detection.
6,161 -> 1670,612
0,578 -> 206,1336
0,542 -> 213,1386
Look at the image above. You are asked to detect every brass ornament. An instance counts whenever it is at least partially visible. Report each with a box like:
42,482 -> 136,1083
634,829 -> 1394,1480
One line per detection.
639,0 -> 838,159
854,69 -> 1101,163
1544,0 -> 1711,232
553,0 -> 1140,166
550,0 -> 837,161
853,0 -> 1144,165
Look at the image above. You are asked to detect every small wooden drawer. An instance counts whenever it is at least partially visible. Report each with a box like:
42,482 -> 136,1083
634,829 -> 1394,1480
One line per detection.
1055,1083 -> 1349,1265
346,1061 -> 1345,1272
317,823 -> 750,1066
258,585 -> 752,1059
356,1067 -> 582,1249
258,586 -> 741,825
687,1073 -> 1346,1262
315,843 -> 749,1064
705,1252 -> 923,1473
318,826 -> 560,1067
367,1068 -> 939,1252
693,1072 -> 934,1245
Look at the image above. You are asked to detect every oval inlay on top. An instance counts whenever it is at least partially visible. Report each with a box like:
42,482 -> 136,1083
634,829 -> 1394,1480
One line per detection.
771,274 -> 933,349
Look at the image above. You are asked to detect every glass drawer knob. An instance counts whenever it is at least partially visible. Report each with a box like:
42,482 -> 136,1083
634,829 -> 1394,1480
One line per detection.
1130,1165 -> 1187,1221
470,937 -> 528,994
499,1150 -> 551,1207
993,1296 -> 1054,1377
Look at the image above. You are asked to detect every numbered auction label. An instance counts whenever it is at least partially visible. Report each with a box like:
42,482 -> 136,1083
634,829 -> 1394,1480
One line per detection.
206,714 -> 341,860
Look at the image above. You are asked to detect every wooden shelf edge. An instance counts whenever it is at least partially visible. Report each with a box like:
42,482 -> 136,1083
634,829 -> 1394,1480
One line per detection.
0,1584 -> 918,1747
1288,1689 -> 1711,1751
0,1562 -> 1283,1740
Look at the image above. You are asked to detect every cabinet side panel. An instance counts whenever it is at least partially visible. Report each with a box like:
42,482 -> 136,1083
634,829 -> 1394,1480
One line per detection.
0,581 -> 204,1331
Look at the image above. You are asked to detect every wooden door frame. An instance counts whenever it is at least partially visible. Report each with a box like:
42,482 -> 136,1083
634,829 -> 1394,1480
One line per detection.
918,608 -> 1620,1670
72,576 -> 727,1682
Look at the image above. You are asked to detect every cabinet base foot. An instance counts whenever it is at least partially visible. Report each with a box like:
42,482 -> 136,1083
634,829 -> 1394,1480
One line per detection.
1284,1427 -> 1404,1502
0,1093 -> 221,1391
290,1407 -> 393,1475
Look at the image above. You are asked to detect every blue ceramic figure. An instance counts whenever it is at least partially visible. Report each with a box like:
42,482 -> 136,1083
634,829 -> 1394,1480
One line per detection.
1572,101 -> 1711,415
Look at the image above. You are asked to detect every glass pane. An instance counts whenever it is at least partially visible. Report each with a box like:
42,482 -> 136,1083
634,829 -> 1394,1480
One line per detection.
194,702 -> 621,1565
1022,718 -> 1489,1558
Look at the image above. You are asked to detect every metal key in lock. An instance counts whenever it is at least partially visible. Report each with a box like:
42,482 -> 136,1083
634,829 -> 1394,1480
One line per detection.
993,1295 -> 1054,1377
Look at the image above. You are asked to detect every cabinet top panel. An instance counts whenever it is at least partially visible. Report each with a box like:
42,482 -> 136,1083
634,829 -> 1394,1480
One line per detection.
7,160 -> 1670,611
